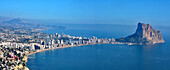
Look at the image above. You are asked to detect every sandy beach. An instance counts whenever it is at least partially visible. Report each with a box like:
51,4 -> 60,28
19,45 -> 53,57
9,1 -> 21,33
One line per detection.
27,43 -> 97,56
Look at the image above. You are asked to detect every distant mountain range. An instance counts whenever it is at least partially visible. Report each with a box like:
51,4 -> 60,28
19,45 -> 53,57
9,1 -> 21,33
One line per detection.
0,17 -> 66,30
2,18 -> 33,26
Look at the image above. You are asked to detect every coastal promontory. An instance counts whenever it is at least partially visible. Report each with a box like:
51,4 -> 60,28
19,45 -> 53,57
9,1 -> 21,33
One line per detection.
116,22 -> 165,45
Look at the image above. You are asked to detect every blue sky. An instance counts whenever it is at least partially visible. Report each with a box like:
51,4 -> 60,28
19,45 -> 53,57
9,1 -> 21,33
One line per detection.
0,0 -> 170,25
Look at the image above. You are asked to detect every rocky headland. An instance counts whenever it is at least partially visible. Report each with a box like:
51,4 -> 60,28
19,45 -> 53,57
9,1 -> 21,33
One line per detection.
116,22 -> 165,45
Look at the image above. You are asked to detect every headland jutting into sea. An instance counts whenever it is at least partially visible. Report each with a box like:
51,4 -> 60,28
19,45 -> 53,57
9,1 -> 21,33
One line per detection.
0,19 -> 164,70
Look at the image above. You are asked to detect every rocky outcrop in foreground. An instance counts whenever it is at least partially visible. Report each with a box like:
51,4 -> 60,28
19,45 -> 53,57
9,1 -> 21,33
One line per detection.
116,22 -> 165,45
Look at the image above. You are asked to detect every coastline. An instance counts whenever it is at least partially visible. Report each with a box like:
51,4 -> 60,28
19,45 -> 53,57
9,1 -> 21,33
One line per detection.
27,44 -> 93,56
26,43 -> 99,69
25,42 -> 135,70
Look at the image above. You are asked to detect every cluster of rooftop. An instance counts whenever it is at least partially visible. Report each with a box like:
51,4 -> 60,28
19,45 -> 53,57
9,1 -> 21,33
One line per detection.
0,24 -> 119,70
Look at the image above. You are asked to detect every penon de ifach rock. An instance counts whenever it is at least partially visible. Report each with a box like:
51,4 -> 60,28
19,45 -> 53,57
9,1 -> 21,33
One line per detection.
116,22 -> 165,45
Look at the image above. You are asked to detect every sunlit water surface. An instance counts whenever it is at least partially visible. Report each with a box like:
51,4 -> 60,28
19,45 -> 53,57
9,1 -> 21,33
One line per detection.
27,24 -> 170,70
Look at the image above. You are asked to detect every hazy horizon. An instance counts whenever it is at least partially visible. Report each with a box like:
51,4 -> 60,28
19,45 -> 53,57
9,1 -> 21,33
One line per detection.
0,0 -> 170,25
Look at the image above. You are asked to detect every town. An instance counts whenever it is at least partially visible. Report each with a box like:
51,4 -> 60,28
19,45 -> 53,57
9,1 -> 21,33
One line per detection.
0,25 -> 118,70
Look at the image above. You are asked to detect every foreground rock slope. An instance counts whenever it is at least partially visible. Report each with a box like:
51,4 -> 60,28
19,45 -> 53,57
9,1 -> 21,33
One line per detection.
116,22 -> 165,45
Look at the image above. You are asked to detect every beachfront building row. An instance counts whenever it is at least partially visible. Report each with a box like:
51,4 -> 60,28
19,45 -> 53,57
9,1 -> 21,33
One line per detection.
38,34 -> 116,49
0,32 -> 115,70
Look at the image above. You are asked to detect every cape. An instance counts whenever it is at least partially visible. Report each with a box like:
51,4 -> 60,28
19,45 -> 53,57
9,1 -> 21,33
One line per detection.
116,23 -> 165,45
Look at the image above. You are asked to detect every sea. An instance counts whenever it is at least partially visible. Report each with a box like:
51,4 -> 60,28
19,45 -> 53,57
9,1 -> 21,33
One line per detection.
27,24 -> 170,70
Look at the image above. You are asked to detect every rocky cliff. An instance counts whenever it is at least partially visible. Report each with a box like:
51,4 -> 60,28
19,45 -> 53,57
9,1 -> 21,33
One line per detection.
116,22 -> 165,45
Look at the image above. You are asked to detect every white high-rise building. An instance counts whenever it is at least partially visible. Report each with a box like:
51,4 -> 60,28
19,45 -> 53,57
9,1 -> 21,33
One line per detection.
69,39 -> 72,44
60,39 -> 63,44
31,44 -> 35,50
46,36 -> 50,45
52,39 -> 55,45
57,40 -> 60,44
57,34 -> 61,38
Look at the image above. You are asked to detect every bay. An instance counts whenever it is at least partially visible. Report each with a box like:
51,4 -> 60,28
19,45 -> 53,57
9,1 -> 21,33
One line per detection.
27,24 -> 170,70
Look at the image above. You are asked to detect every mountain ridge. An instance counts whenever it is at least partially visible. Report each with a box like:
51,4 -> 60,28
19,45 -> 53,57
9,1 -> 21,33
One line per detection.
0,18 -> 66,30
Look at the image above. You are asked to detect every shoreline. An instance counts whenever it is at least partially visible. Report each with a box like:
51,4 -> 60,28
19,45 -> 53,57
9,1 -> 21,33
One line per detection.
27,44 -> 94,56
26,43 -> 100,69
25,42 -> 134,69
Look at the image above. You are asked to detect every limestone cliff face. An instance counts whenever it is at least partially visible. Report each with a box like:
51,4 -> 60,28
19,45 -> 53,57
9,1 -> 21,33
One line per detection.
116,23 -> 165,44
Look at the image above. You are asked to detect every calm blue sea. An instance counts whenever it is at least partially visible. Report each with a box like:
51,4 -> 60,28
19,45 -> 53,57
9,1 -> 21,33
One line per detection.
27,24 -> 170,70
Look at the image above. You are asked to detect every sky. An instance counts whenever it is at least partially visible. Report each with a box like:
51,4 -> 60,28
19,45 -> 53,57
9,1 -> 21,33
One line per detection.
0,0 -> 170,25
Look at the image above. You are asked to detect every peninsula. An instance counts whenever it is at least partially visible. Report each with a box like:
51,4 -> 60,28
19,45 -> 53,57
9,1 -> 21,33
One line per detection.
116,23 -> 165,45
